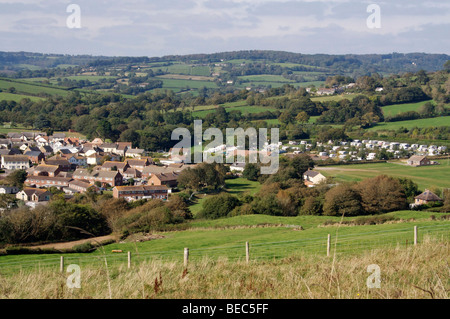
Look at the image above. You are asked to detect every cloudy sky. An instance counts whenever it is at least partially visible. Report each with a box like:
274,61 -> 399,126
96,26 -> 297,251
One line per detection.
0,0 -> 449,57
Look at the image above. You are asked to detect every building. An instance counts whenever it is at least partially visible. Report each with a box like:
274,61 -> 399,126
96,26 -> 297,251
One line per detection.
65,180 -> 96,194
127,158 -> 151,171
0,185 -> 20,194
407,155 -> 431,167
100,161 -> 130,173
16,188 -> 52,202
72,168 -> 123,187
25,176 -> 72,188
303,170 -> 327,187
113,185 -> 169,201
414,189 -> 443,206
148,172 -> 179,188
32,164 -> 61,177
24,151 -> 45,164
1,155 -> 30,170
230,162 -> 246,172
44,157 -> 72,171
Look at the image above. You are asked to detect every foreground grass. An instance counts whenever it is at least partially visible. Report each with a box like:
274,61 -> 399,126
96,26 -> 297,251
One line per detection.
0,238 -> 447,299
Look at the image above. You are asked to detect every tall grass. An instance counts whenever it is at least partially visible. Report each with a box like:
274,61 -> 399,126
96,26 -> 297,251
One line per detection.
0,236 -> 447,299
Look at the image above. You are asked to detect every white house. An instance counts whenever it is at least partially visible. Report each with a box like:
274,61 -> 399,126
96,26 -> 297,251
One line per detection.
1,155 -> 31,170
303,170 -> 327,187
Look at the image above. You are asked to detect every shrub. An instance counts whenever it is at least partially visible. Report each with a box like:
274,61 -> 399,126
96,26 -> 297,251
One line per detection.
72,242 -> 95,253
197,193 -> 240,219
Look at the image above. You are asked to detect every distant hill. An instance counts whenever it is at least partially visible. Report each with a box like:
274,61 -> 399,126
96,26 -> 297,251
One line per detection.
1,50 -> 448,76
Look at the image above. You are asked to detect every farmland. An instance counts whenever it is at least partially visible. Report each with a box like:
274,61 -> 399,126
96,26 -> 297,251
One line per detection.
316,159 -> 450,190
0,78 -> 70,97
368,116 -> 450,131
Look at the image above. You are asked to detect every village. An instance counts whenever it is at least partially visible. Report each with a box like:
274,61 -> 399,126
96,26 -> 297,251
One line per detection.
0,130 -> 447,209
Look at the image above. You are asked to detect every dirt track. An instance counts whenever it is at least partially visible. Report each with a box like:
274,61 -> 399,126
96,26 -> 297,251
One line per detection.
29,235 -> 117,250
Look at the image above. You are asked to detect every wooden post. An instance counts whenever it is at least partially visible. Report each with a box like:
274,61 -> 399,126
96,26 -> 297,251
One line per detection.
127,251 -> 131,269
246,242 -> 250,263
327,234 -> 331,257
184,248 -> 189,267
60,256 -> 64,273
414,226 -> 418,245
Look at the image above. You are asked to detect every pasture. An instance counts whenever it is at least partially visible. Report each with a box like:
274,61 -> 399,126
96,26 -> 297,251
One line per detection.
381,100 -> 435,117
368,116 -> 450,131
0,78 -> 70,97
316,160 -> 450,190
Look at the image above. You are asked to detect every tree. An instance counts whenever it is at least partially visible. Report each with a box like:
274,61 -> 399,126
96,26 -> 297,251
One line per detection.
243,163 -> 260,181
295,111 -> 310,124
6,170 -> 28,188
323,184 -> 363,216
355,175 -> 407,214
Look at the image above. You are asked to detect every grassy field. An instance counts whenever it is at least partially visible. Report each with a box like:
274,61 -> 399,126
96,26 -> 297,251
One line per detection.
1,238 -> 448,299
0,92 -> 44,102
381,100 -> 435,117
316,159 -> 450,190
368,116 -> 450,131
0,78 -> 70,97
155,78 -> 218,92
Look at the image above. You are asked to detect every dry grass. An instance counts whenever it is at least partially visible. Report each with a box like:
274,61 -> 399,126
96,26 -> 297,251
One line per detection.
0,236 -> 448,299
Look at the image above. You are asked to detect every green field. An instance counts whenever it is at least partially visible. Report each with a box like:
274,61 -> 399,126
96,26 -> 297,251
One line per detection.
152,64 -> 211,77
382,100 -> 435,117
368,116 -> 450,131
155,78 -> 218,92
0,92 -> 44,102
238,75 -> 296,83
0,78 -> 70,97
0,212 -> 448,275
316,160 -> 450,190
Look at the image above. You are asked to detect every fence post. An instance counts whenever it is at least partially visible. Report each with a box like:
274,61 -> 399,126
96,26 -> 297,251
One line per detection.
60,256 -> 64,273
127,251 -> 132,269
246,242 -> 250,263
327,234 -> 331,257
414,226 -> 418,245
184,248 -> 189,267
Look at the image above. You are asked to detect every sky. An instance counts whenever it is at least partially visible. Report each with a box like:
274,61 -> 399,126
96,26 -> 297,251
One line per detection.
0,0 -> 449,57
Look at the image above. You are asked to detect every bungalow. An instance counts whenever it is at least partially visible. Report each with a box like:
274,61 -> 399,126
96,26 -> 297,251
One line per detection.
316,88 -> 336,96
101,143 -> 119,154
148,172 -> 179,188
113,185 -> 169,201
140,164 -> 186,179
127,158 -> 151,171
126,148 -> 145,158
67,154 -> 87,167
1,155 -> 31,170
303,170 -> 327,187
407,155 -> 431,167
0,185 -> 20,194
414,189 -> 443,206
44,157 -> 72,171
100,161 -> 130,173
32,164 -> 61,177
72,168 -> 123,187
16,188 -> 52,202
66,180 -> 95,194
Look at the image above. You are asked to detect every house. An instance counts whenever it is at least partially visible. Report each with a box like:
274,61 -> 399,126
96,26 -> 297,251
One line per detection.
101,143 -> 119,154
127,159 -> 151,171
1,155 -> 31,170
16,188 -> 52,202
72,168 -> 123,187
113,185 -> 169,201
140,164 -> 187,179
67,154 -> 87,167
407,155 -> 431,167
25,176 -> 72,188
44,157 -> 72,171
414,190 -> 443,206
126,148 -> 145,158
32,164 -> 61,177
100,161 -> 130,173
303,170 -> 327,187
24,151 -> 45,164
148,172 -> 179,188
66,180 -> 96,194
316,88 -> 336,96
230,162 -> 246,172
0,185 -> 20,194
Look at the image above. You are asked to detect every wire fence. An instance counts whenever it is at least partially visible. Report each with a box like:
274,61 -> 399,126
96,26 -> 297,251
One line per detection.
0,223 -> 449,276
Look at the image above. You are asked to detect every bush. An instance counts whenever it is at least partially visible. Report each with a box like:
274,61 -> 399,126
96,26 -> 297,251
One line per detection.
72,242 -> 96,253
197,193 -> 240,219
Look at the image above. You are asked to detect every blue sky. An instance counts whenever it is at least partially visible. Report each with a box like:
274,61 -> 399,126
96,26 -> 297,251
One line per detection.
0,0 -> 449,57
